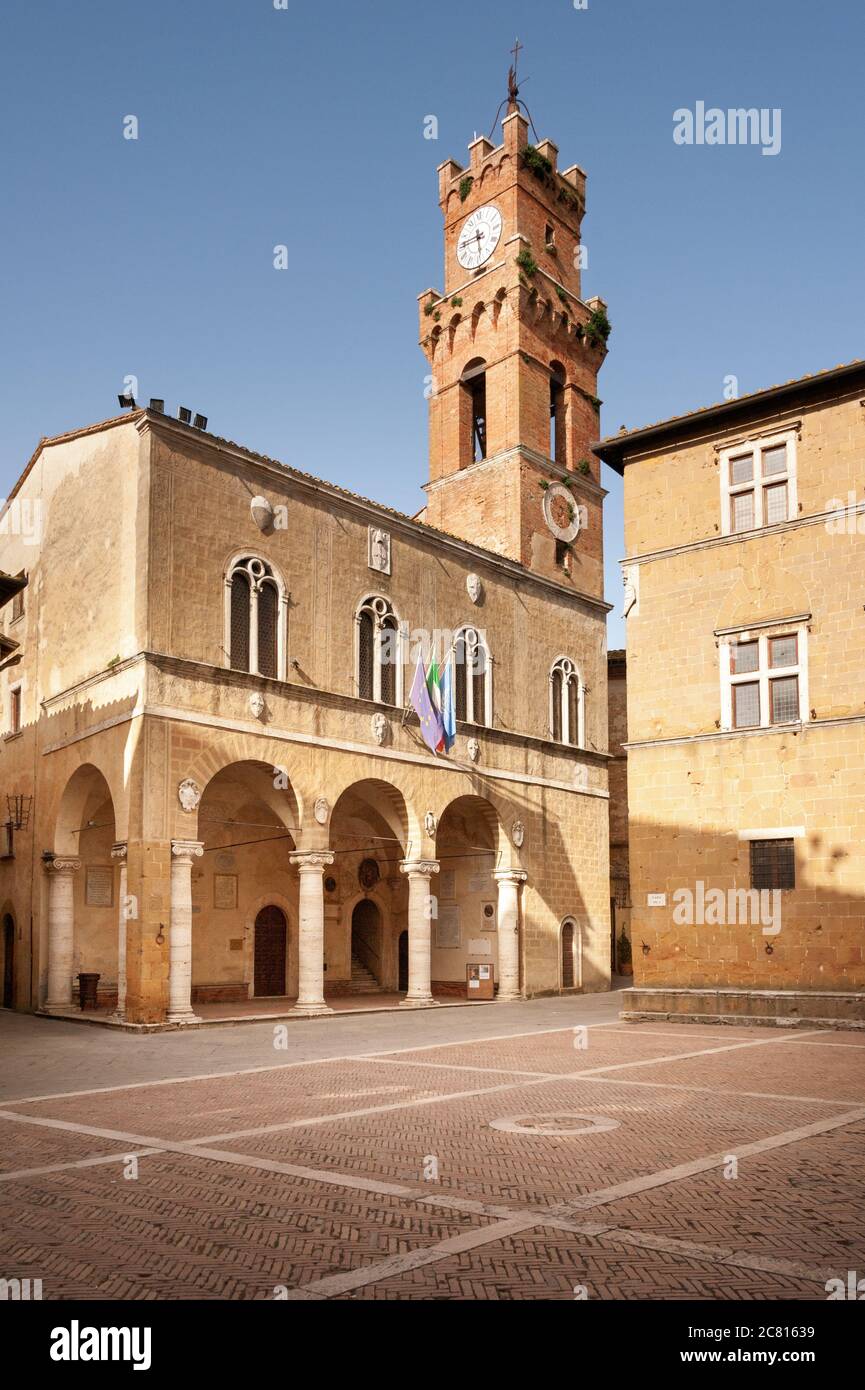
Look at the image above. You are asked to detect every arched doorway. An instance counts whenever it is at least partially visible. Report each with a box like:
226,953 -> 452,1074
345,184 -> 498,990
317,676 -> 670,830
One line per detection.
48,764 -> 118,1013
351,898 -> 383,988
329,778 -> 413,992
254,905 -> 287,997
196,761 -> 298,1006
561,917 -> 581,991
434,795 -> 502,997
2,914 -> 14,1008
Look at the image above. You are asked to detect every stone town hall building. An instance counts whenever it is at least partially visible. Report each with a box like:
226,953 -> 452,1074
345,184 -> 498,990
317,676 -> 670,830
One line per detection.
0,103 -> 614,1025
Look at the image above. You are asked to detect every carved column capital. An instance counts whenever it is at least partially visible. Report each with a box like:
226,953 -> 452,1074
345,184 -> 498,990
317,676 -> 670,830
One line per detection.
493,869 -> 528,886
399,859 -> 440,879
111,841 -> 128,861
289,851 -> 335,873
171,839 -> 204,864
45,857 -> 82,875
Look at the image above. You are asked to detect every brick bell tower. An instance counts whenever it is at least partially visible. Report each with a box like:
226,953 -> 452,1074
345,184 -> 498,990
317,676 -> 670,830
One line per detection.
419,69 -> 609,596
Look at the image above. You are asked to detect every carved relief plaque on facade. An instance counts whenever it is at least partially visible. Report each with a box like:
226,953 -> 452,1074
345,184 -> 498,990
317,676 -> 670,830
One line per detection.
178,779 -> 202,812
368,526 -> 391,575
371,712 -> 388,745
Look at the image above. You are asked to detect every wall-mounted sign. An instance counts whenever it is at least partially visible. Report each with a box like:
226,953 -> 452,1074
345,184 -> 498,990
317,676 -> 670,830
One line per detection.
647,893 -> 667,907
85,865 -> 113,908
214,874 -> 238,909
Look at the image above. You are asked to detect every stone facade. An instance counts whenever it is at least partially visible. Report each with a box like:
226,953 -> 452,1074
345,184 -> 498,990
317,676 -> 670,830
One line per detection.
607,650 -> 631,965
0,108 -> 613,1025
596,362 -> 865,1017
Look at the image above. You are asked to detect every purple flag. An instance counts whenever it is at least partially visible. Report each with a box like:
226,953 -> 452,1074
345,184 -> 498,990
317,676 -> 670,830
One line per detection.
410,654 -> 444,754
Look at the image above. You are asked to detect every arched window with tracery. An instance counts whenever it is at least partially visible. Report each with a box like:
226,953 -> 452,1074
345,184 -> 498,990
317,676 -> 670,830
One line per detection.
357,595 -> 403,705
225,555 -> 285,679
454,626 -> 492,727
550,656 -> 585,747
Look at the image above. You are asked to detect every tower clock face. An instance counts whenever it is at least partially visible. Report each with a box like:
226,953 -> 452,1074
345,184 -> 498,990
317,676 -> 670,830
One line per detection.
456,205 -> 503,270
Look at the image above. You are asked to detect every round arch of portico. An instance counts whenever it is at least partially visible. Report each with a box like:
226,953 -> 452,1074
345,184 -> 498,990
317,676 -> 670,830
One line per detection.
325,773 -> 422,862
430,788 -> 515,870
51,760 -> 123,857
169,735 -> 304,842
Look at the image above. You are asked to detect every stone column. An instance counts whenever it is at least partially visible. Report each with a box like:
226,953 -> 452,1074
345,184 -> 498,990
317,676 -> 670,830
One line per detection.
289,851 -> 334,1015
399,860 -> 440,1007
44,858 -> 82,1012
493,869 -> 527,1002
168,840 -> 204,1024
111,842 -> 128,1019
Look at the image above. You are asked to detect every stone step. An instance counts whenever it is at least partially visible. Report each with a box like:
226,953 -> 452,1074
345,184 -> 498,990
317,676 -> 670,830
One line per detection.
620,986 -> 865,1030
347,953 -> 384,994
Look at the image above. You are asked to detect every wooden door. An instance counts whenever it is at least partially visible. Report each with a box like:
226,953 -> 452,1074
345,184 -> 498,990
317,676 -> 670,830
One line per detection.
2,916 -> 14,1008
254,906 -> 287,997
398,930 -> 408,992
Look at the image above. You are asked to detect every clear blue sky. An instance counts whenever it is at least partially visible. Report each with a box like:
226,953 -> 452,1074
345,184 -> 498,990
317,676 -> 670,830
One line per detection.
2,0 -> 863,649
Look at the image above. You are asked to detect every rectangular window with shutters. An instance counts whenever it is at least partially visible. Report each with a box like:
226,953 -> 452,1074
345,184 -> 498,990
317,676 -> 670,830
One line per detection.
749,838 -> 796,891
720,431 -> 797,535
722,624 -> 807,731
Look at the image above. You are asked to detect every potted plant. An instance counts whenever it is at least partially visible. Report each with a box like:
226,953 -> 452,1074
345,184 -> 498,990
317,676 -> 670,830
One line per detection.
618,929 -> 633,977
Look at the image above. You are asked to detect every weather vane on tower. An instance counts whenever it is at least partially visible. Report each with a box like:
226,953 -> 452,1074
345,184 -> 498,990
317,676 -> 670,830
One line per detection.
489,39 -> 538,140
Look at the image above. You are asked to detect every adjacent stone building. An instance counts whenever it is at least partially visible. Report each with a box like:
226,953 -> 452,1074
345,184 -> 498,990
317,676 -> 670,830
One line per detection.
596,360 -> 865,1027
0,100 -> 614,1026
607,649 -> 631,969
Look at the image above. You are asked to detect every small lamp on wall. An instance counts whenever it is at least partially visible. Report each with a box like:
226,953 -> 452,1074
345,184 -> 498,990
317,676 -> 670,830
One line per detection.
7,794 -> 32,830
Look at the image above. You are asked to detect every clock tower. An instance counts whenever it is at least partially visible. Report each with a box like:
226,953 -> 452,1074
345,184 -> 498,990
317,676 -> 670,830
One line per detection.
419,91 -> 609,597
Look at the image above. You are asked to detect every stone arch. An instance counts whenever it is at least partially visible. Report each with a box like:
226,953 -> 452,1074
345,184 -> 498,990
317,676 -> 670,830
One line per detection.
433,792 -> 510,882
48,763 -> 119,1012
328,778 -> 416,992
191,761 -> 301,1007
329,776 -> 416,861
52,761 -> 121,857
172,737 -> 305,841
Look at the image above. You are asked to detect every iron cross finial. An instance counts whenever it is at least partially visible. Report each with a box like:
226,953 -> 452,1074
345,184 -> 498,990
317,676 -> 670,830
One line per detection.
507,38 -> 523,109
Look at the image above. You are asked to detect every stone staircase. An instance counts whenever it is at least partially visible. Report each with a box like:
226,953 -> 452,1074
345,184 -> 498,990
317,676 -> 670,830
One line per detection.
347,953 -> 384,994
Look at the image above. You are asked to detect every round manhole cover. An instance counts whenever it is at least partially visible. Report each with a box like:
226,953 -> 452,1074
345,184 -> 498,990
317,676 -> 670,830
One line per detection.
489,1112 -> 621,1136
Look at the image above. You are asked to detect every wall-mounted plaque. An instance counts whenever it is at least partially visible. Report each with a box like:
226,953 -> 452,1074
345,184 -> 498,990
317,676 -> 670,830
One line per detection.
438,869 -> 456,900
435,904 -> 460,949
481,901 -> 496,930
214,874 -> 238,910
85,865 -> 113,908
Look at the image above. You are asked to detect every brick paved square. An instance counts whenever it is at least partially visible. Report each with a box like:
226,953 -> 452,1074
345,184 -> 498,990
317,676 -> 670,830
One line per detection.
1,1005 -> 863,1300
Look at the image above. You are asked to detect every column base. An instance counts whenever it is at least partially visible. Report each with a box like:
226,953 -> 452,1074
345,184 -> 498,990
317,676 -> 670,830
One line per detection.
496,990 -> 522,1003
44,1002 -> 74,1015
399,995 -> 439,1009
289,1002 -> 333,1017
167,1009 -> 202,1025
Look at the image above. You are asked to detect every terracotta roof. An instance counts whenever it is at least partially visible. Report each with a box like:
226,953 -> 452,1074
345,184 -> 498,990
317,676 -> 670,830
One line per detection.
594,357 -> 865,472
